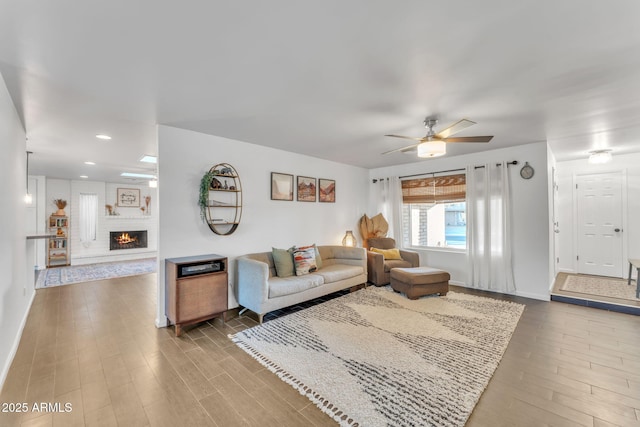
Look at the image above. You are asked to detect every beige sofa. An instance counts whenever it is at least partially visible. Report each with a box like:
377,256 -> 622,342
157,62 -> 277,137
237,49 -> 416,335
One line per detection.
237,246 -> 366,322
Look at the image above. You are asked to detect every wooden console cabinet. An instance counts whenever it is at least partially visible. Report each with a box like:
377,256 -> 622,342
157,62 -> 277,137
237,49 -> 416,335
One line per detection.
165,254 -> 228,336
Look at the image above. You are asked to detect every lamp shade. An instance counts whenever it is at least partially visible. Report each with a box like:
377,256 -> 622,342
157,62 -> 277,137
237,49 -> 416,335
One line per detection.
342,230 -> 356,247
588,150 -> 612,164
417,141 -> 446,158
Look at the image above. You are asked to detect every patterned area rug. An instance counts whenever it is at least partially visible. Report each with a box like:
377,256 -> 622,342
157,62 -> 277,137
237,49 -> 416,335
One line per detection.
36,258 -> 157,288
231,287 -> 524,427
561,274 -> 639,301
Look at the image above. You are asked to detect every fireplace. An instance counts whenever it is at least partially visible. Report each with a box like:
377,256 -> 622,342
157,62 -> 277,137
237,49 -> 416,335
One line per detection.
110,230 -> 148,250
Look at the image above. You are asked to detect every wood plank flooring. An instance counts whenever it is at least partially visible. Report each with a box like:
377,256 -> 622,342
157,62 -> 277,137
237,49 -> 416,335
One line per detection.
1,274 -> 639,426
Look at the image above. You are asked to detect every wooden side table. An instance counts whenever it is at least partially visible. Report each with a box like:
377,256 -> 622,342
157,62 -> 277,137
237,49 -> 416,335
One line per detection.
628,259 -> 640,299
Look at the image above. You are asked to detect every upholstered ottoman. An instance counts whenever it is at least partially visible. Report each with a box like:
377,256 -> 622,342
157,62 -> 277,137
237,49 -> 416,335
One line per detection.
390,267 -> 450,299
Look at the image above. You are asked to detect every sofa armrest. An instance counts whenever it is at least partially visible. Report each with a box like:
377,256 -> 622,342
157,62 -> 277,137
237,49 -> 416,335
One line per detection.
366,251 -> 385,285
237,257 -> 270,313
400,249 -> 420,267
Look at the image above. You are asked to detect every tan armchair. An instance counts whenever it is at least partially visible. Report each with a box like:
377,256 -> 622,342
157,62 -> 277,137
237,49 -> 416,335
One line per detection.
366,237 -> 420,286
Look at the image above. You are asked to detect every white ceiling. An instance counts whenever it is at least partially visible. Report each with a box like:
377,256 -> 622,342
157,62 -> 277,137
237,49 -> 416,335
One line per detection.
2,1 -> 640,183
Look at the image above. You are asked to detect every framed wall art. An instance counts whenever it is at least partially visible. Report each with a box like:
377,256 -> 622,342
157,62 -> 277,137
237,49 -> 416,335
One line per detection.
271,172 -> 294,201
117,188 -> 140,207
319,178 -> 335,203
297,176 -> 316,202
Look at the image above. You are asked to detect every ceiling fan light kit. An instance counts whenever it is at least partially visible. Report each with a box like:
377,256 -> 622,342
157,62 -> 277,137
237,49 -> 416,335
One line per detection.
383,116 -> 494,157
588,149 -> 612,164
417,141 -> 446,158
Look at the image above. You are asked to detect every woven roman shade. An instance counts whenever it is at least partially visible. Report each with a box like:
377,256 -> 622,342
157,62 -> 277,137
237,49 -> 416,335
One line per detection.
401,173 -> 466,204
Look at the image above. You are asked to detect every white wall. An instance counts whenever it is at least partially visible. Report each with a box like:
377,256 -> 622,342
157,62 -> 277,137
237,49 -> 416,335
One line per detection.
369,141 -> 551,301
0,72 -> 33,390
45,179 -> 157,265
157,125 -> 370,325
556,152 -> 640,278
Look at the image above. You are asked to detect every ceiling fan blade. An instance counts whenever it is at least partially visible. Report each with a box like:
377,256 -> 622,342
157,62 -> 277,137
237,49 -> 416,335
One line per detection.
385,134 -> 426,142
381,142 -> 422,155
443,136 -> 494,143
435,119 -> 476,139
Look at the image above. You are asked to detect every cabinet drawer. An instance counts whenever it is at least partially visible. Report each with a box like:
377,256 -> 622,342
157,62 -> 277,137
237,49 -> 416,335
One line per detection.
175,273 -> 227,322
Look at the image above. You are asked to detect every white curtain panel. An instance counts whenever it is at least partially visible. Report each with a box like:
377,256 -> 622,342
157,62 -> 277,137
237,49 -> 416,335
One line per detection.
466,162 -> 515,293
373,177 -> 404,244
79,193 -> 98,243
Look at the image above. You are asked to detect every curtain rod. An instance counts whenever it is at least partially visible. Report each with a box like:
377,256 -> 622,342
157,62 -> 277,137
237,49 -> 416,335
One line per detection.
400,160 -> 518,179
370,160 -> 518,182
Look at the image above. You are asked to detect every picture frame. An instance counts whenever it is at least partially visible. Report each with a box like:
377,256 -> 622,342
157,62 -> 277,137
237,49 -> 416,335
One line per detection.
319,178 -> 336,203
116,188 -> 140,207
271,172 -> 294,201
297,176 -> 316,202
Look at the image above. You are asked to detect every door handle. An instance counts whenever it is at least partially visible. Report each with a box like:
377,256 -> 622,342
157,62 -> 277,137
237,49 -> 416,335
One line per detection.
614,228 -> 622,232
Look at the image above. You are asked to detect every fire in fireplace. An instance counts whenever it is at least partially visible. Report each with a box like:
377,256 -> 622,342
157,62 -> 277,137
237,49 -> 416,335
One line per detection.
110,230 -> 148,250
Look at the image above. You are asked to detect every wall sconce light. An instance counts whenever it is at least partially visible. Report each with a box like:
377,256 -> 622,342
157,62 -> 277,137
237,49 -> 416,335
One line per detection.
588,149 -> 612,164
342,230 -> 357,247
24,151 -> 33,204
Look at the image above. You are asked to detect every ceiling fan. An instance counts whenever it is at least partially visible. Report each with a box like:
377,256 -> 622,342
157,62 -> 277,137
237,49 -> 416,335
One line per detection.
382,117 -> 493,158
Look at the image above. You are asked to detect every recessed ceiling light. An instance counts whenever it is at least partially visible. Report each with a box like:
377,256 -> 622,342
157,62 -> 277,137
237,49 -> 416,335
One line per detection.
139,155 -> 157,164
80,175 -> 89,179
84,161 -> 96,165
96,134 -> 111,140
120,172 -> 157,179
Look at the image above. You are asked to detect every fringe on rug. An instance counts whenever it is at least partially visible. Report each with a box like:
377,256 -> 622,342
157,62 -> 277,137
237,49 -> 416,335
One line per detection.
229,335 -> 359,427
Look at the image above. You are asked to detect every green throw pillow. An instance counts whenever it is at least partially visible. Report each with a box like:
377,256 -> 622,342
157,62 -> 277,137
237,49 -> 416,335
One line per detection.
272,247 -> 295,277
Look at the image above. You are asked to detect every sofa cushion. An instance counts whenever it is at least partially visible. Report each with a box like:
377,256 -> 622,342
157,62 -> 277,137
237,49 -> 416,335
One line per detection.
383,259 -> 412,272
269,274 -> 324,298
292,246 -> 317,275
272,247 -> 295,277
314,264 -> 365,283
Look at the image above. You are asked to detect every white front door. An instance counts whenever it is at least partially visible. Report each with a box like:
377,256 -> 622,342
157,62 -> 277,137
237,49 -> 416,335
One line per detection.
576,172 -> 624,277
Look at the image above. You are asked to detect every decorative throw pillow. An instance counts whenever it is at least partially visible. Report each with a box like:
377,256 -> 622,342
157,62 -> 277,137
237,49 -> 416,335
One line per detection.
272,247 -> 295,277
298,244 -> 323,269
292,246 -> 317,276
370,247 -> 402,260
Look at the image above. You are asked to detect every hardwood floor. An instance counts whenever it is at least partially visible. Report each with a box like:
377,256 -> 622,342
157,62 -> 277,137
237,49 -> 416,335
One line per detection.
1,274 -> 639,426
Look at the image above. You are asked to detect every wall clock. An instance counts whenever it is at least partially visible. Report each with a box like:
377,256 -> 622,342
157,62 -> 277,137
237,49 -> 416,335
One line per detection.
520,162 -> 534,179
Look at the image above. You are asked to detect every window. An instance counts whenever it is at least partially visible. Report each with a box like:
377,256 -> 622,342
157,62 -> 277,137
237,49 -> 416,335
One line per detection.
401,174 -> 466,249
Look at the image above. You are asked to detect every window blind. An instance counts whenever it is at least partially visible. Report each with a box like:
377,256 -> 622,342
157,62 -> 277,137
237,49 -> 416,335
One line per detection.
401,173 -> 466,204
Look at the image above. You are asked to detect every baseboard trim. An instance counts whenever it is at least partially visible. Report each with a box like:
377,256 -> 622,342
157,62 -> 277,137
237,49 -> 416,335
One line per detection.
515,289 -> 550,301
155,316 -> 169,328
451,282 -> 549,302
0,290 -> 36,393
